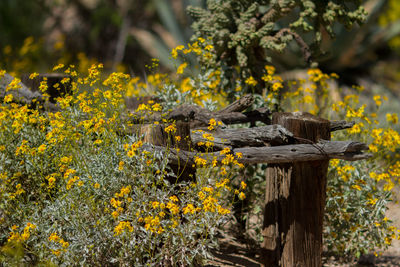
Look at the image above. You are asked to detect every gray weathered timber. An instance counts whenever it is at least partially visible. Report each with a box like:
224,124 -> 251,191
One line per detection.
330,120 -> 355,131
0,73 -> 42,104
216,94 -> 254,114
233,140 -> 371,163
0,73 -> 59,111
168,104 -> 271,127
191,124 -> 294,149
142,140 -> 371,165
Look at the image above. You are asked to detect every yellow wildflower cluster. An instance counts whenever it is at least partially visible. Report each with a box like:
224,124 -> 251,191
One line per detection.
144,215 -> 164,233
207,118 -> 222,131
260,65 -> 285,108
114,221 -> 133,236
198,187 -> 230,214
9,183 -> 25,200
164,123 -> 176,134
125,140 -> 143,158
7,223 -> 36,243
110,185 -> 132,220
46,173 -> 59,189
48,232 -> 69,255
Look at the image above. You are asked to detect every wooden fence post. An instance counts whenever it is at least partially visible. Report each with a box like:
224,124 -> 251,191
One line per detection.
262,112 -> 331,267
138,121 -> 196,182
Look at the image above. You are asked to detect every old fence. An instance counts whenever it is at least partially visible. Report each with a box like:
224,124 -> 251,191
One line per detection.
1,74 -> 371,267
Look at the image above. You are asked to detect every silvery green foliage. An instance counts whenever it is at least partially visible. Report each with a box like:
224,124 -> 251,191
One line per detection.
188,0 -> 367,93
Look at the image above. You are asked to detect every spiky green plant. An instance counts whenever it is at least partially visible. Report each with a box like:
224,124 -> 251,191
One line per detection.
188,0 -> 367,95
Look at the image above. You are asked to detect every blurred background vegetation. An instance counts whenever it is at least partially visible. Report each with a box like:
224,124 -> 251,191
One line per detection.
0,0 -> 398,87
0,0 -> 400,262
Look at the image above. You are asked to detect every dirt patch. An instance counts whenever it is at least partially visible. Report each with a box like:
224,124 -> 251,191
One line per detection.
207,196 -> 400,266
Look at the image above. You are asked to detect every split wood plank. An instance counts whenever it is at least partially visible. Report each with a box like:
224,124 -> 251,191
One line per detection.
141,140 -> 371,166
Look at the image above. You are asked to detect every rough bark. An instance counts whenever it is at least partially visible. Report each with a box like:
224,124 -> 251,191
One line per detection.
191,124 -> 294,150
129,100 -> 353,134
262,112 -> 330,267
330,120 -> 355,132
137,122 -> 195,182
168,104 -> 271,127
142,139 -> 371,166
216,94 -> 254,113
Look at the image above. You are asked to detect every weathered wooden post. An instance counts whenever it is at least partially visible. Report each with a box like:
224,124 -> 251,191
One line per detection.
262,112 -> 331,267
138,121 -> 196,182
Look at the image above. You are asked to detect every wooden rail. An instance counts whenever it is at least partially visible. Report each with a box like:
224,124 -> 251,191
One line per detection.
0,74 -> 371,267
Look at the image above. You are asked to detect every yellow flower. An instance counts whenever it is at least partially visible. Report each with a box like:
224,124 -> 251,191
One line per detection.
152,201 -> 160,209
127,150 -> 135,158
347,122 -> 364,134
272,82 -> 283,92
103,90 -> 112,99
352,184 -> 362,191
220,167 -> 227,176
194,156 -> 207,166
111,210 -> 119,219
240,181 -> 247,190
373,95 -> 382,106
4,94 -> 13,103
386,113 -> 398,124
171,45 -> 184,59
202,133 -> 214,141
245,76 -> 257,86
114,221 -> 133,236
198,191 -> 206,200
118,161 -> 124,171
367,198 -> 378,206
183,204 -> 196,214
37,144 -> 46,153
169,195 -> 179,202
53,63 -> 65,71
29,72 -> 39,79
152,103 -> 162,112
238,192 -> 246,200
265,65 -> 276,75
164,124 -> 176,133
49,232 -> 60,242
6,77 -> 22,91
235,152 -> 243,159
176,62 -> 188,74
93,139 -> 102,145
217,205 -> 230,215
208,118 -> 217,130
220,147 -> 231,155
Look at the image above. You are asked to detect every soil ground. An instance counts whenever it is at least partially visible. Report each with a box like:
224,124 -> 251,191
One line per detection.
206,199 -> 400,267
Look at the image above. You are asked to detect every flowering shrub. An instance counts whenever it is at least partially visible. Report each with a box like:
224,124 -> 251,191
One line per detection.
1,37 -> 400,265
280,68 -> 400,257
0,65 -> 246,265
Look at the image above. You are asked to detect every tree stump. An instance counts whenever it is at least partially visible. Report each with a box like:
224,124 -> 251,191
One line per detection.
262,112 -> 330,267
